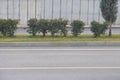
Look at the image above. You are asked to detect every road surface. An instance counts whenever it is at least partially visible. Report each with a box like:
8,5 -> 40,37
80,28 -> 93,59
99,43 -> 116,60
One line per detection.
0,47 -> 120,80
0,69 -> 120,80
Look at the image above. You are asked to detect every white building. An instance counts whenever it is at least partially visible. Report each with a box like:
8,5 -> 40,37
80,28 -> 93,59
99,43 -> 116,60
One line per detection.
0,0 -> 120,25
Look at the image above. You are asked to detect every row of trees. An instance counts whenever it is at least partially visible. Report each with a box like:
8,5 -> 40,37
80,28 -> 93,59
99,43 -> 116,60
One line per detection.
27,18 -> 108,38
0,18 -> 108,38
27,19 -> 85,37
26,0 -> 117,38
0,0 -> 118,38
27,19 -> 68,37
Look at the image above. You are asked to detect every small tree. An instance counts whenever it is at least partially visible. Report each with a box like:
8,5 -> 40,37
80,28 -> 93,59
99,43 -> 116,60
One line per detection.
71,20 -> 85,37
100,0 -> 118,37
6,19 -> 19,37
0,19 -> 7,36
0,19 -> 3,32
91,21 -> 108,38
59,19 -> 68,37
37,19 -> 49,37
49,19 -> 60,37
0,19 -> 19,37
27,18 -> 38,36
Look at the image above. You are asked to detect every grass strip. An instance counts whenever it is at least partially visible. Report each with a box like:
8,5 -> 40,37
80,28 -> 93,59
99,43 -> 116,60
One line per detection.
0,34 -> 120,42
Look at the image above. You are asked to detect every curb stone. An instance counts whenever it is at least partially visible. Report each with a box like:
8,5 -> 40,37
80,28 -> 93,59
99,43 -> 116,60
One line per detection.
0,42 -> 120,47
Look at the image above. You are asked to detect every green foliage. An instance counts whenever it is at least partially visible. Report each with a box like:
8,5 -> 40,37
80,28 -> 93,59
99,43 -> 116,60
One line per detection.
101,22 -> 108,34
100,0 -> 118,23
27,18 -> 38,36
58,19 -> 68,37
7,19 -> 19,37
71,20 -> 85,37
0,19 -> 19,37
0,19 -> 7,36
49,19 -> 60,37
27,19 -> 68,37
91,21 -> 108,38
37,19 -> 49,37
1,34 -> 120,42
100,0 -> 118,36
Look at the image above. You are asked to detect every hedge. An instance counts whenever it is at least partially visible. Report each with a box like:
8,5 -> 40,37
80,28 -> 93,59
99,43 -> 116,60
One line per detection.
37,19 -> 50,37
27,18 -> 38,36
0,19 -> 19,37
71,20 -> 85,37
0,19 -> 110,38
27,18 -> 68,37
91,21 -> 108,38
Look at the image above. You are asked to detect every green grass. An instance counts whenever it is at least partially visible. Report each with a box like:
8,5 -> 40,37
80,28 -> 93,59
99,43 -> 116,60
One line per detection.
0,34 -> 120,42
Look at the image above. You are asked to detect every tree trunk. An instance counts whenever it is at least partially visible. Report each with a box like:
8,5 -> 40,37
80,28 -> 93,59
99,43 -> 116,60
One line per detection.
33,33 -> 36,36
32,29 -> 36,36
51,32 -> 55,37
63,33 -> 66,37
63,31 -> 67,37
109,22 -> 112,37
42,31 -> 46,37
42,30 -> 46,37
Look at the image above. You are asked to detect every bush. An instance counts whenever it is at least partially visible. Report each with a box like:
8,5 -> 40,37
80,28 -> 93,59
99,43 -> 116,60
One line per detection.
0,19 -> 7,36
71,20 -> 85,37
6,19 -> 19,37
58,19 -> 68,37
91,21 -> 108,38
0,19 -> 19,37
37,19 -> 49,37
48,19 -> 60,37
27,18 -> 38,36
27,19 -> 68,37
101,22 -> 108,34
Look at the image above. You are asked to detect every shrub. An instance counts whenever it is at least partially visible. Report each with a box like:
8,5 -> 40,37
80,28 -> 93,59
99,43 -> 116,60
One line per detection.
71,20 -> 85,37
101,22 -> 108,34
91,21 -> 108,38
0,19 -> 7,36
0,19 -> 19,37
37,19 -> 49,37
27,19 -> 68,37
58,19 -> 68,37
49,19 -> 61,37
6,19 -> 19,37
27,18 -> 38,36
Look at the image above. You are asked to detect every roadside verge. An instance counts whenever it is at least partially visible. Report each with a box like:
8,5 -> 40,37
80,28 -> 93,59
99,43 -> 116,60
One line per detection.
0,42 -> 120,47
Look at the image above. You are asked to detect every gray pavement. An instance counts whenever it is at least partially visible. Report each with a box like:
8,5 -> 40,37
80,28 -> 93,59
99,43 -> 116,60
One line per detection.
0,69 -> 120,80
1,47 -> 120,80
0,47 -> 120,67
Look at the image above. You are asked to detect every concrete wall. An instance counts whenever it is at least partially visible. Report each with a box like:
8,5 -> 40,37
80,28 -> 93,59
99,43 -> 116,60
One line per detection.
0,0 -> 120,25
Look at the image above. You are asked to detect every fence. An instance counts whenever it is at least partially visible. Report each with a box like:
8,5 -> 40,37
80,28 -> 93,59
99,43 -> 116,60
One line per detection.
0,0 -> 120,25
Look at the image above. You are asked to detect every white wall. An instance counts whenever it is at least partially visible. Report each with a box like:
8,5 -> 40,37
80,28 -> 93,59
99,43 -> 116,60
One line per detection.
0,0 -> 120,25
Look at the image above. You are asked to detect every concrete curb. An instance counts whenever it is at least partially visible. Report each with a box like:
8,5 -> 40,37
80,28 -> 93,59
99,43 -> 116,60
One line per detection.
0,42 -> 120,47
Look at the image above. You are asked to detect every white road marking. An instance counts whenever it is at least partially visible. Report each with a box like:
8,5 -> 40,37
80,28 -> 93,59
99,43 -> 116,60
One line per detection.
0,49 -> 120,51
0,67 -> 120,70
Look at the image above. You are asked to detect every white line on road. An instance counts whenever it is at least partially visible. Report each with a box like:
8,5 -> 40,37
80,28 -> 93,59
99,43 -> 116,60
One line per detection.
0,67 -> 120,70
0,49 -> 120,51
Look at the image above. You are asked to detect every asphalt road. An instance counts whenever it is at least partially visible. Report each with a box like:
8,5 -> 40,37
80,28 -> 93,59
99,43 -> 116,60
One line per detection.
0,47 -> 120,80
0,48 -> 120,67
0,69 -> 120,80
